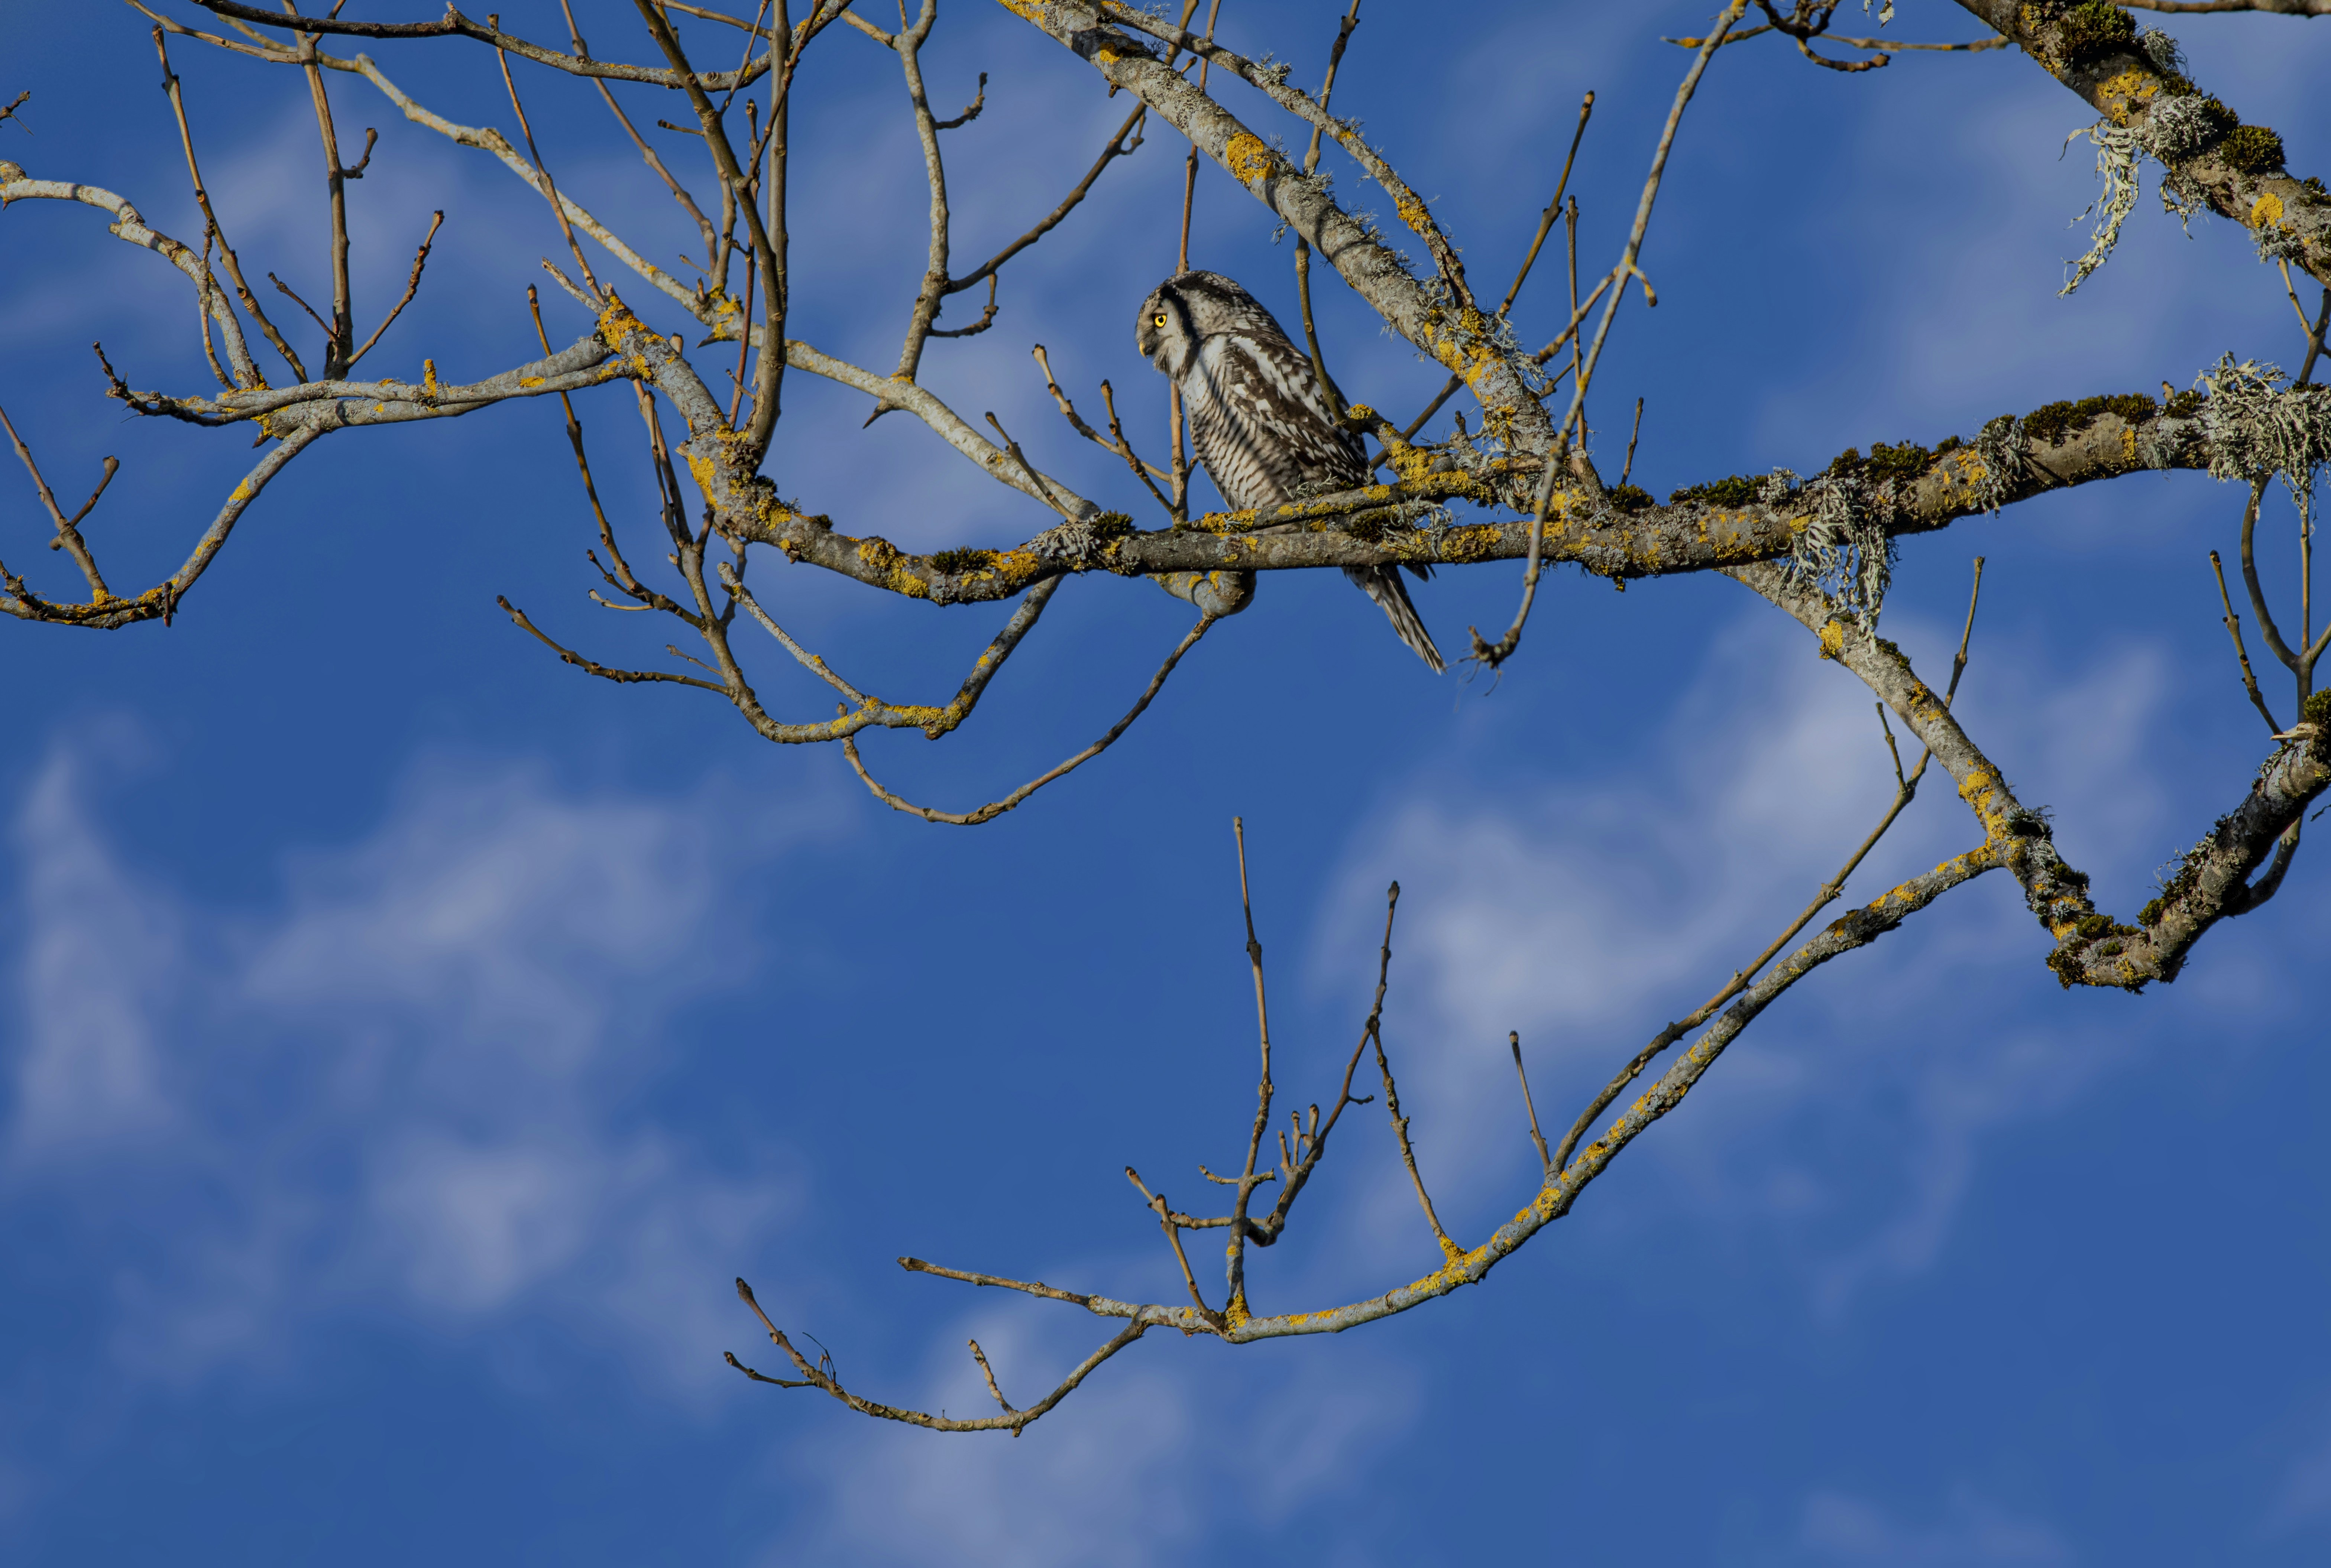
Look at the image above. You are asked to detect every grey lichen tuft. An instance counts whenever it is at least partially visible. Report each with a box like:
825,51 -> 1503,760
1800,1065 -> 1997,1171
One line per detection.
1030,516 -> 1103,567
1967,414 -> 2030,513
2141,93 -> 2218,163
2141,94 -> 2219,221
1781,469 -> 1895,630
2254,219 -> 2309,267
2136,403 -> 2200,470
2197,355 -> 2331,506
2056,29 -> 2258,287
2138,28 -> 2186,80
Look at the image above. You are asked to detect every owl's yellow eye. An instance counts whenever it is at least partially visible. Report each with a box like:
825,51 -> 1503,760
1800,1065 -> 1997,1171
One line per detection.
1153,313 -> 1169,328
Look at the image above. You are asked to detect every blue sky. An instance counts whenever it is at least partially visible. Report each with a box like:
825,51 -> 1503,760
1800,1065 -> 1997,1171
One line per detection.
4,2 -> 2329,1563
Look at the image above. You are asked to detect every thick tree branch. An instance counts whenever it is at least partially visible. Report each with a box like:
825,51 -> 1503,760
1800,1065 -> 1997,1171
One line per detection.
1954,0 -> 2331,288
714,391 -> 2218,604
1733,561 -> 2331,988
181,0 -> 776,87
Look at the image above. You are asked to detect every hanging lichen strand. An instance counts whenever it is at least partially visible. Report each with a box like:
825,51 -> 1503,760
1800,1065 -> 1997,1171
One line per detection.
1969,0 -> 2328,292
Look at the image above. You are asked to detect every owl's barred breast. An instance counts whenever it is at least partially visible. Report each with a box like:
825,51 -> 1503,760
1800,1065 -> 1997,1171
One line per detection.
1180,334 -> 1367,513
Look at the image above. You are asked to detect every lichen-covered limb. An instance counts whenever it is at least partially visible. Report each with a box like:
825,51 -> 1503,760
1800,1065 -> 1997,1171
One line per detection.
3,326 -> 616,626
319,55 -> 1081,506
1952,0 -> 2331,287
0,169 -> 259,388
1217,844 -> 1997,1344
514,507 -> 1069,744
0,157 -> 618,624
2122,2 -> 2331,17
728,1276 -> 1176,1434
2,423 -> 324,628
178,0 -> 777,89
1733,561 -> 2331,989
998,1 -> 1554,503
703,569 -> 1066,743
715,393 -> 2215,606
786,840 -> 1994,1422
842,608 -> 1215,821
1092,3 -> 1477,311
106,332 -> 623,429
736,831 -> 1992,1439
342,55 -> 710,321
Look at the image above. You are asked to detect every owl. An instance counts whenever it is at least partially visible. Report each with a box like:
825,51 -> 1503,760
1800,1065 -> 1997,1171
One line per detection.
1135,270 -> 1444,672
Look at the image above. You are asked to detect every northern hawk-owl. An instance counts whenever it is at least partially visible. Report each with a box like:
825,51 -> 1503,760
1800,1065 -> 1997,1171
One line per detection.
1135,270 -> 1444,672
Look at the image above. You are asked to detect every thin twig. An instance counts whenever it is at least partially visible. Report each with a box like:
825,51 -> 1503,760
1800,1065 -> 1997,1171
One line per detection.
1126,1167 -> 1221,1324
982,412 -> 1074,519
1245,887 -> 1390,1248
946,101 -> 1147,296
1176,0 -> 1222,273
560,0 -> 722,274
1560,0 -> 1747,453
1667,22 -> 2006,53
1033,344 -> 1171,482
1292,0 -> 1362,415
1224,816 -> 1276,1317
346,210 -> 444,371
2211,548 -> 2285,735
497,29 -> 603,297
880,0 -> 951,405
497,595 -> 730,691
1396,89 -> 1592,441
525,286 -> 692,620
286,4 -> 357,377
843,614 -> 1217,825
729,1278 -> 1155,1433
153,26 -> 300,383
2300,285 -> 2330,389
929,274 -> 997,338
966,1340 -> 1016,1416
1368,927 -> 1460,1264
1098,380 -> 1176,509
1470,1 -> 1747,672
0,405 -> 111,600
1509,1032 -> 1551,1173
2238,477 -> 2301,674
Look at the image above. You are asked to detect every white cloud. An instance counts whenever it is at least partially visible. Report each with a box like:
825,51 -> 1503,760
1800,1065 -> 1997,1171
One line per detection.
1,743 -> 820,1402
5,737 -> 180,1160
1796,1486 -> 2074,1566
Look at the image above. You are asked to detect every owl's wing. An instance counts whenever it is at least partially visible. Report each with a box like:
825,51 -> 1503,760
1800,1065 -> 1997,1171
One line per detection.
1188,334 -> 1368,511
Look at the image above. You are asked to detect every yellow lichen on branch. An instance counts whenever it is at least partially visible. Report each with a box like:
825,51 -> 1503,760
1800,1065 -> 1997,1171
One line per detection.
1222,132 -> 1276,187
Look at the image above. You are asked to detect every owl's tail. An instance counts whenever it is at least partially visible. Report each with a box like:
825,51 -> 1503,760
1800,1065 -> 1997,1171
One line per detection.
1344,565 -> 1445,673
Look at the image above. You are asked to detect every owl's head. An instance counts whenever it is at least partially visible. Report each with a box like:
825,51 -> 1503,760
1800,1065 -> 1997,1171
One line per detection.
1135,270 -> 1281,380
